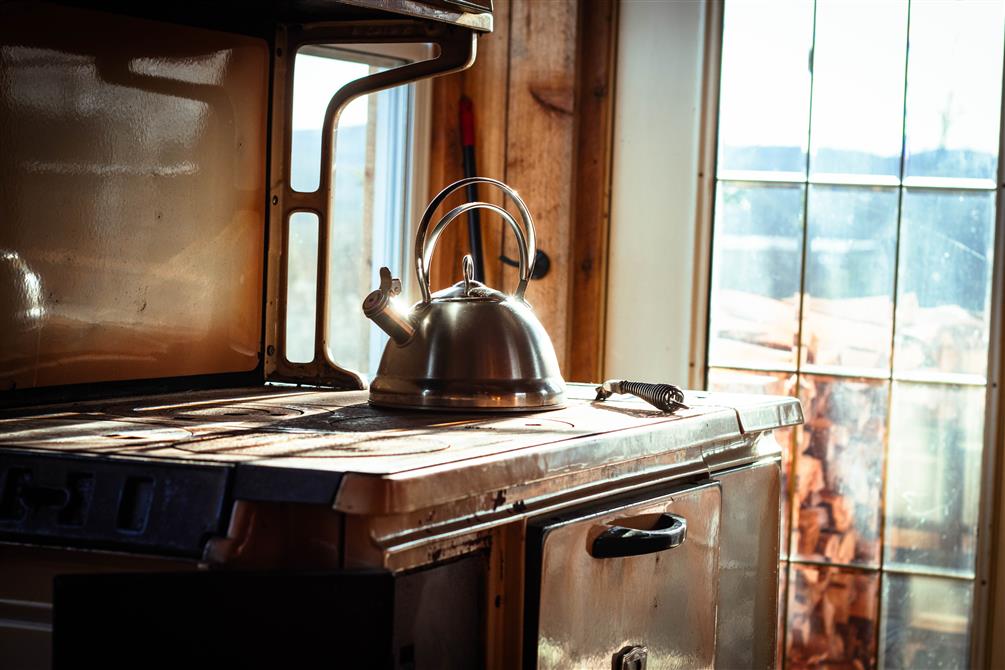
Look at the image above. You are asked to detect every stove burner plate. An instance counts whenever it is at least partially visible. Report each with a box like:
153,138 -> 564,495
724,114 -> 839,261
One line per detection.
1,422 -> 195,451
102,401 -> 309,422
173,432 -> 450,458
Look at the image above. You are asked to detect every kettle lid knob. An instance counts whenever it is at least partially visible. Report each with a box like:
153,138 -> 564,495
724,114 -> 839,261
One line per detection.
462,254 -> 474,295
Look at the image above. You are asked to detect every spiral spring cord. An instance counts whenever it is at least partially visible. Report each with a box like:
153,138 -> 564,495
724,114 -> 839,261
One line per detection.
595,380 -> 689,413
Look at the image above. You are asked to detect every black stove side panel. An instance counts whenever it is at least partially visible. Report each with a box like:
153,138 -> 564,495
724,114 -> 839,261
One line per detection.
0,450 -> 232,557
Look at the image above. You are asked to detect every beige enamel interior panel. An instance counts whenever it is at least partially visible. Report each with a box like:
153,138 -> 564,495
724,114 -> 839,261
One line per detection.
0,3 -> 268,391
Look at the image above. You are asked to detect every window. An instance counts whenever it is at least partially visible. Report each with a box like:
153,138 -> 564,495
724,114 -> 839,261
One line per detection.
284,44 -> 429,379
707,1 -> 1004,667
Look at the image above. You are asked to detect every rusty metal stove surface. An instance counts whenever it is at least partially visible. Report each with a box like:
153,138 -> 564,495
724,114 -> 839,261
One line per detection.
0,384 -> 802,515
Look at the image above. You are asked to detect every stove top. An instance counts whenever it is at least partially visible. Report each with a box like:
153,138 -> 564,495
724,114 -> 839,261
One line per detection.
0,384 -> 801,556
0,383 -> 800,493
0,385 -> 698,462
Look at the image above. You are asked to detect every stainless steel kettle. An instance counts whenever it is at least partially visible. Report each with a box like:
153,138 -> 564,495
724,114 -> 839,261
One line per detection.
362,177 -> 566,411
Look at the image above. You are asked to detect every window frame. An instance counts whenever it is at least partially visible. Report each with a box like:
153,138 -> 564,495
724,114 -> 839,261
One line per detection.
288,42 -> 432,376
262,21 -> 468,390
298,41 -> 433,263
692,2 -> 1005,667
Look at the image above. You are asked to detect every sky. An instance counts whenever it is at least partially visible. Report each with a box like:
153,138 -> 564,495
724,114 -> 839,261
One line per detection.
291,53 -> 370,130
719,0 -> 1005,167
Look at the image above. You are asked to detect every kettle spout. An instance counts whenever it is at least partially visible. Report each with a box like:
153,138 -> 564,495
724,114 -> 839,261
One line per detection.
362,267 -> 414,345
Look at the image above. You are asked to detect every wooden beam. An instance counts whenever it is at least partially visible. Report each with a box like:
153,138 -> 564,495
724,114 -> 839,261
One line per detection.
426,0 -> 618,384
427,0 -> 511,294
504,0 -> 579,371
567,0 -> 618,383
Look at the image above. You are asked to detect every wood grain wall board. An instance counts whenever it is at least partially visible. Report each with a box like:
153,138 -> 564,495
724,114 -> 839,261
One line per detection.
567,0 -> 618,383
427,72 -> 469,292
428,0 -> 511,294
461,0 -> 511,293
503,0 -> 580,372
426,0 -> 618,383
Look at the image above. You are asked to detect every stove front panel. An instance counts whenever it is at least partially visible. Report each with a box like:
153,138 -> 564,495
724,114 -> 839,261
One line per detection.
525,480 -> 721,669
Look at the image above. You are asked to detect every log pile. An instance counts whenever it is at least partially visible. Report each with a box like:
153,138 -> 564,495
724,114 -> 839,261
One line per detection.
791,377 -> 882,565
785,376 -> 886,669
786,564 -> 878,670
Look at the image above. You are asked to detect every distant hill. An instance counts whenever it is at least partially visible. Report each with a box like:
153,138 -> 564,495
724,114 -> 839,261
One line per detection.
720,145 -> 996,181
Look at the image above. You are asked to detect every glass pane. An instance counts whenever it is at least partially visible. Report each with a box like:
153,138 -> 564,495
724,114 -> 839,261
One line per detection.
894,190 -> 995,380
291,52 -> 371,193
778,560 -> 789,669
290,46 -> 412,379
707,367 -> 797,559
708,183 -> 805,370
885,382 -> 985,574
786,563 -> 878,669
793,376 -> 886,567
706,367 -> 794,396
717,0 -> 813,177
779,424 -> 796,561
904,0 -> 1005,181
325,84 -> 410,378
880,574 -> 972,669
802,186 -> 898,375
809,0 -> 907,179
285,212 -> 319,363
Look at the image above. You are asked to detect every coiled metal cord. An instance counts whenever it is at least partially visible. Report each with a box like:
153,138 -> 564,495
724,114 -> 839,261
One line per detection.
595,380 -> 689,413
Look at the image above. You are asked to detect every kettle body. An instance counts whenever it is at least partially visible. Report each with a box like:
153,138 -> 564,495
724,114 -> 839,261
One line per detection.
362,178 -> 566,411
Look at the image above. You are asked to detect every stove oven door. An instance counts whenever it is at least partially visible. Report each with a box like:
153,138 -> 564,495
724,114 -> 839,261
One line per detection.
524,480 -> 721,670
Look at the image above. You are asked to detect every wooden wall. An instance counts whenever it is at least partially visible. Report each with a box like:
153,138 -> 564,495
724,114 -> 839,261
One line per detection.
426,0 -> 618,383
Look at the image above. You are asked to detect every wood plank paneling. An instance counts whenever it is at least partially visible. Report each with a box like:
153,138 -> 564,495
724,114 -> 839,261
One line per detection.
427,0 -> 510,294
462,0 -> 511,293
503,0 -> 579,370
427,0 -> 618,382
426,69 -> 467,291
568,0 -> 618,382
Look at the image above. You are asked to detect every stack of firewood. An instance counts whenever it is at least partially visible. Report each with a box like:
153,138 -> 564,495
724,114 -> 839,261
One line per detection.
785,376 -> 884,669
795,462 -> 858,564
787,565 -> 878,669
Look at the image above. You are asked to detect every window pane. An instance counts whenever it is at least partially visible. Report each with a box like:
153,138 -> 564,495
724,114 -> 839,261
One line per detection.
707,367 -> 796,559
885,382 -> 985,574
708,183 -> 805,370
802,186 -> 898,375
289,47 -> 412,379
786,564 -> 878,668
778,560 -> 789,669
904,0 -> 1005,182
809,0 -> 907,179
285,212 -> 319,363
706,367 -> 794,396
894,189 -> 995,380
793,375 -> 886,567
326,84 -> 410,378
291,53 -> 370,193
880,574 -> 972,669
717,0 -> 813,177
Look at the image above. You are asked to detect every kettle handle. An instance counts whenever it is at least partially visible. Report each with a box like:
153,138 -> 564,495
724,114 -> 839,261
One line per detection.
415,178 -> 536,304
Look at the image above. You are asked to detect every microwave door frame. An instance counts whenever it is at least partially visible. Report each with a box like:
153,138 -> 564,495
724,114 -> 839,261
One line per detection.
266,21 -> 477,389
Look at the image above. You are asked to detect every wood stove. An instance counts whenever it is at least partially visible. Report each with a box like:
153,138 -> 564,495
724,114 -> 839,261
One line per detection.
0,2 -> 802,668
0,384 -> 800,668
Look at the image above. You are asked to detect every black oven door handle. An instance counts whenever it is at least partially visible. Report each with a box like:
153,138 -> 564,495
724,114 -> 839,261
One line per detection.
591,513 -> 687,559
